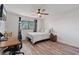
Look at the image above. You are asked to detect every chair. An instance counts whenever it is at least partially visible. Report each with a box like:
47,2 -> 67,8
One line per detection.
9,33 -> 24,55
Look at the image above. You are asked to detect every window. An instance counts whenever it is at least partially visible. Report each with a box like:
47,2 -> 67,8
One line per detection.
21,20 -> 28,30
21,20 -> 35,30
28,21 -> 35,29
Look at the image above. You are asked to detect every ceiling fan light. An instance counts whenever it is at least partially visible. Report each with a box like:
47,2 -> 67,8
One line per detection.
37,13 -> 42,17
38,13 -> 41,16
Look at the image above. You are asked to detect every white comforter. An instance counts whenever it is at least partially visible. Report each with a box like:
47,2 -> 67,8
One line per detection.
27,32 -> 50,44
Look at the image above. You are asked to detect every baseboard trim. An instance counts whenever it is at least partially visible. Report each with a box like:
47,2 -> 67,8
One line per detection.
57,41 -> 79,49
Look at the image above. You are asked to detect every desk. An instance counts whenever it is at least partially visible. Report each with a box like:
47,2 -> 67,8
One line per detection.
0,38 -> 20,48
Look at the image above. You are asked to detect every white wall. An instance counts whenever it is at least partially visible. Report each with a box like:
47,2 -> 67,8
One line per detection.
6,12 -> 43,40
44,8 -> 79,48
6,12 -> 19,38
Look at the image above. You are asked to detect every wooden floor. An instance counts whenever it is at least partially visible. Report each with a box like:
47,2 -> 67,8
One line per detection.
22,40 -> 79,55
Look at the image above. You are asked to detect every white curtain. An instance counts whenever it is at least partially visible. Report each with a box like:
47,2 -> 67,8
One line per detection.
0,21 -> 5,34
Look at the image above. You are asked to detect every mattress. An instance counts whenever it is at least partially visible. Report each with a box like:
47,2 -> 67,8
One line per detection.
27,32 -> 50,44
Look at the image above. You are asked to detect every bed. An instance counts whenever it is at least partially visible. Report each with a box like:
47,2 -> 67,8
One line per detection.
27,32 -> 50,44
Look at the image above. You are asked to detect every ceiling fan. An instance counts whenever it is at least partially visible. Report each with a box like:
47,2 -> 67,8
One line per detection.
37,9 -> 49,17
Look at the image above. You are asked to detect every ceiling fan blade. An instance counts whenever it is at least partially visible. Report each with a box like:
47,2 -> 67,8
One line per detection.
40,13 -> 49,15
36,9 -> 49,16
42,9 -> 45,12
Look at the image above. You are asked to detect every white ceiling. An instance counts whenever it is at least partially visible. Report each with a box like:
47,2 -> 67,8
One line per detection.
5,4 -> 79,18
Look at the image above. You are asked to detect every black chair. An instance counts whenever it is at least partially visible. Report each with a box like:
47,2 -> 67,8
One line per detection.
9,42 -> 24,55
9,33 -> 24,55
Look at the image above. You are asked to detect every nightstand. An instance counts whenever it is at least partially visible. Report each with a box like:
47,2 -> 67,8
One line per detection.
50,33 -> 57,42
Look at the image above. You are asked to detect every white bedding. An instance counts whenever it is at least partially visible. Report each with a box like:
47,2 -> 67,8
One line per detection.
27,32 -> 50,44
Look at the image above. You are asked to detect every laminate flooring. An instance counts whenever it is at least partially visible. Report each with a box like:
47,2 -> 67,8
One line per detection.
22,40 -> 79,55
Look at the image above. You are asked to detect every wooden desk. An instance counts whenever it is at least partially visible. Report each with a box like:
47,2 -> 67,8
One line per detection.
0,38 -> 20,48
